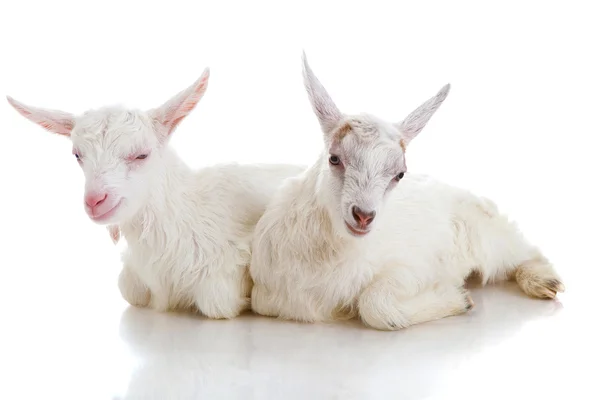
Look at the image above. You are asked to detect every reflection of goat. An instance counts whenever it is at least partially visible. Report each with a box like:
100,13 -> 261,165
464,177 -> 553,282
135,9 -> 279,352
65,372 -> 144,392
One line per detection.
117,283 -> 561,399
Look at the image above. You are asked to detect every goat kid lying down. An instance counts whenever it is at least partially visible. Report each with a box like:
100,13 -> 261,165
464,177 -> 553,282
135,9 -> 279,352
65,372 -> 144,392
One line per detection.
249,54 -> 564,330
7,69 -> 304,319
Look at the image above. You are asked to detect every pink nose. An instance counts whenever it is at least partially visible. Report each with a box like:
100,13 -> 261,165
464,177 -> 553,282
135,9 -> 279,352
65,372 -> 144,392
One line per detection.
352,206 -> 376,227
85,192 -> 107,208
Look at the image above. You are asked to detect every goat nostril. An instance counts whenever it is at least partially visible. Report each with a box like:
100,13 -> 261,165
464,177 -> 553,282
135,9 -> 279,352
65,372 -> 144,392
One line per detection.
97,194 -> 107,206
86,193 -> 108,208
352,206 -> 359,222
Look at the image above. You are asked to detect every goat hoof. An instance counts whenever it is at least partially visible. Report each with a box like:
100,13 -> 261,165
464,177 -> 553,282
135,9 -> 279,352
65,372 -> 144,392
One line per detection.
465,295 -> 475,311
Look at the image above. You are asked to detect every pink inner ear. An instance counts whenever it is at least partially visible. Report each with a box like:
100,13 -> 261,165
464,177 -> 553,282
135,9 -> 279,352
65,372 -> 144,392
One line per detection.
7,96 -> 74,136
39,120 -> 73,135
168,75 -> 208,134
157,70 -> 210,137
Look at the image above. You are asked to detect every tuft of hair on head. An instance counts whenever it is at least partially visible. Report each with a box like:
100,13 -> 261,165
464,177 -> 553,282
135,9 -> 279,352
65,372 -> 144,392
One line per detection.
395,83 -> 451,147
6,96 -> 76,136
302,52 -> 343,137
149,67 -> 210,144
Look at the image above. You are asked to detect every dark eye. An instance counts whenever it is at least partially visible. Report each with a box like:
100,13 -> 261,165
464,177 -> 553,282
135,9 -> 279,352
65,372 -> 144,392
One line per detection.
394,172 -> 405,182
136,154 -> 148,160
74,153 -> 81,161
329,155 -> 341,166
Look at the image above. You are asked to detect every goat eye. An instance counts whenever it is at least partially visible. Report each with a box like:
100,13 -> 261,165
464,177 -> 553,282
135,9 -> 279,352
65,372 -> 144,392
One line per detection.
74,153 -> 81,161
136,154 -> 148,160
394,172 -> 405,181
329,155 -> 341,166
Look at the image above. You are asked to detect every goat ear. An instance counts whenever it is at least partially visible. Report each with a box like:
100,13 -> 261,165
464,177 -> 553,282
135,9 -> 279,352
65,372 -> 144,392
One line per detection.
302,52 -> 343,136
150,68 -> 210,141
7,96 -> 75,137
396,84 -> 450,145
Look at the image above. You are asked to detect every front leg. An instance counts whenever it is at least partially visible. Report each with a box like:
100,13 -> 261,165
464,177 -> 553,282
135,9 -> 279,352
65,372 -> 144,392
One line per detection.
251,283 -> 281,318
195,264 -> 252,319
358,272 -> 473,331
118,264 -> 151,307
251,282 -> 330,323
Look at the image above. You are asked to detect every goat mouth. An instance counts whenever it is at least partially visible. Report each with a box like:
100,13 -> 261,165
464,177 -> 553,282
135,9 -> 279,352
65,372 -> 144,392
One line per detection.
344,221 -> 370,237
88,199 -> 123,223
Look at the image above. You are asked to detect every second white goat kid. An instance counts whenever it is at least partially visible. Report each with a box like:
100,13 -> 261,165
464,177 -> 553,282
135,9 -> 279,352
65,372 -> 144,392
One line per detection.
250,55 -> 565,330
7,69 -> 304,319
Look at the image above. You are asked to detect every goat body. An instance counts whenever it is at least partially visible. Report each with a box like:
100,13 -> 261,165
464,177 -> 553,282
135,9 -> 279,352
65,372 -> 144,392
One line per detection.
7,68 -> 304,318
250,54 -> 564,330
251,162 -> 562,329
119,154 -> 304,317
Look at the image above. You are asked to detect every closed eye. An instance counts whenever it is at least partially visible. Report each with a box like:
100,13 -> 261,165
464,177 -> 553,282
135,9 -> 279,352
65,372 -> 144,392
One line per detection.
127,151 -> 151,162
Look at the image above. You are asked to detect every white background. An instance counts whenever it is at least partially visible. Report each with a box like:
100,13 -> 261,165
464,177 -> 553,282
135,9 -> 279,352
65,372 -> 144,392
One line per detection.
0,1 -> 598,399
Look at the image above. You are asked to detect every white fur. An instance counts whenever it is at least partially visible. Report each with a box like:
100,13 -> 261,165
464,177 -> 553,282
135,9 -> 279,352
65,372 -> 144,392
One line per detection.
250,54 -> 564,330
7,70 -> 304,318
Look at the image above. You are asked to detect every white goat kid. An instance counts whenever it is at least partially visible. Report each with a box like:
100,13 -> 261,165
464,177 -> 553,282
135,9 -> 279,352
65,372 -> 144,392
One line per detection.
7,70 -> 303,319
250,55 -> 565,330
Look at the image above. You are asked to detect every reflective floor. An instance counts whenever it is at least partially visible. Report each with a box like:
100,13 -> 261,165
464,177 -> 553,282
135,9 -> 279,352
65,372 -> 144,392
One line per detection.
2,1 -> 599,398
1,268 -> 596,399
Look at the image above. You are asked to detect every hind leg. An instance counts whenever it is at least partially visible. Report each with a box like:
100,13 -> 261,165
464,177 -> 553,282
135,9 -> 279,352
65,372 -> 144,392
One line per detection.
486,230 -> 565,299
514,257 -> 564,299
467,199 -> 565,299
